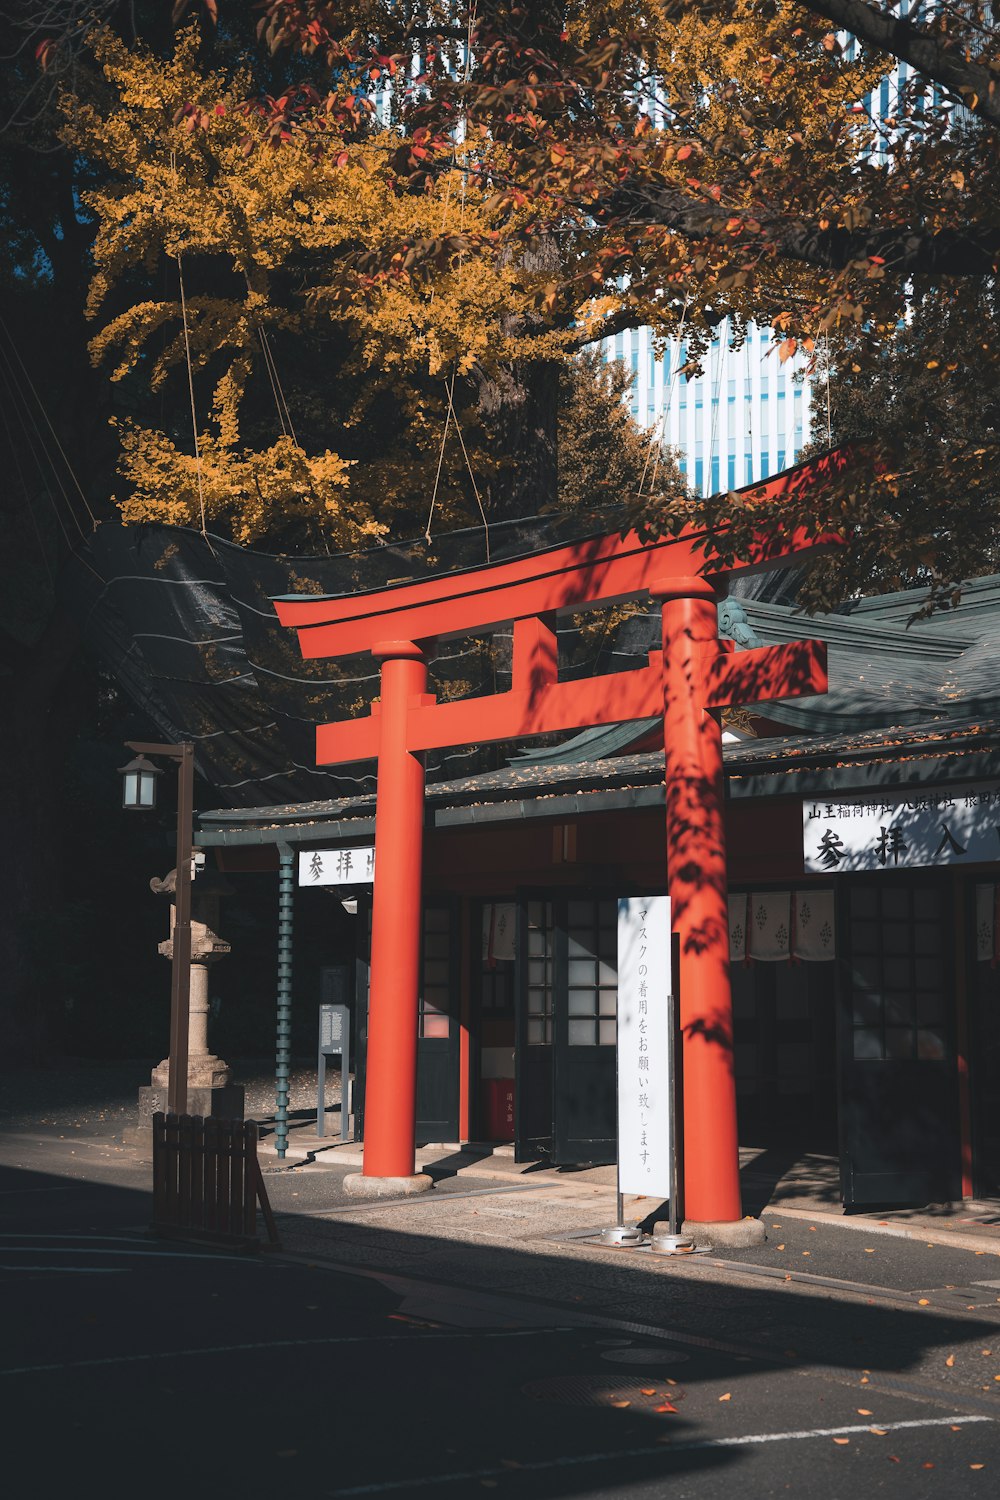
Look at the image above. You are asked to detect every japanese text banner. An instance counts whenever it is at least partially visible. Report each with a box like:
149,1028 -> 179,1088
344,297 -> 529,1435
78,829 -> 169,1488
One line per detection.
617,896 -> 672,1198
803,783 -> 1000,874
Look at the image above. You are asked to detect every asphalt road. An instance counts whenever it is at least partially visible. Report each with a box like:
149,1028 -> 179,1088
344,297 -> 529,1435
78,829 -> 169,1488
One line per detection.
2,1130 -> 999,1499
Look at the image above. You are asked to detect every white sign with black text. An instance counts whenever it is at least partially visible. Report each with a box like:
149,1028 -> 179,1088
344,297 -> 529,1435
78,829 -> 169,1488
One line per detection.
617,896 -> 672,1198
298,847 -> 375,887
803,782 -> 1000,874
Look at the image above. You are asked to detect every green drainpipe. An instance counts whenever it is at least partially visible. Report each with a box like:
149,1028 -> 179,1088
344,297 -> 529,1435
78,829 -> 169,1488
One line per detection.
275,845 -> 295,1159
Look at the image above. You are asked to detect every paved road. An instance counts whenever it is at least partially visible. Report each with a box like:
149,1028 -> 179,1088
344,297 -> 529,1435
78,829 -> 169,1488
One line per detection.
2,1131 -> 999,1498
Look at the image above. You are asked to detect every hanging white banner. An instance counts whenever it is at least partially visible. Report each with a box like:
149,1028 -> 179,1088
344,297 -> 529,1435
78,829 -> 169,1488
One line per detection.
803,782 -> 1000,874
617,896 -> 672,1198
298,847 -> 375,886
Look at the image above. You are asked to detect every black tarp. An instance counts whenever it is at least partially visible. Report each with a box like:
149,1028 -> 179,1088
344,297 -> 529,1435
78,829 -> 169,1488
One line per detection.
66,509 -> 637,805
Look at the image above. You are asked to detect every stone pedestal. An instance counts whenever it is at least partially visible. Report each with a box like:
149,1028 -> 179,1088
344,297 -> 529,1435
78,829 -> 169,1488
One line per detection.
129,886 -> 239,1157
126,1082 -> 246,1158
150,962 -> 231,1090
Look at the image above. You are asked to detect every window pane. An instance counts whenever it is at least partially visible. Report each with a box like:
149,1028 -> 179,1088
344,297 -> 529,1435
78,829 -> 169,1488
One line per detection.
598,1019 -> 617,1046
528,959 -> 547,985
568,959 -> 596,986
423,1015 -> 450,1038
915,991 -> 944,1025
914,925 -> 942,955
916,1029 -> 946,1061
913,888 -> 940,922
425,908 -> 449,933
598,990 -> 617,1017
883,957 -> 910,991
528,930 -> 546,956
853,1027 -> 883,1060
568,930 -> 596,959
527,1019 -> 546,1044
885,993 -> 916,1026
424,960 -> 449,985
598,960 -> 617,987
884,1026 -> 915,1059
568,900 -> 592,926
568,988 -> 595,1017
568,1019 -> 596,1045
852,887 -> 879,919
852,991 -> 882,1025
882,888 -> 909,922
852,920 -> 880,953
424,934 -> 450,959
883,924 -> 909,955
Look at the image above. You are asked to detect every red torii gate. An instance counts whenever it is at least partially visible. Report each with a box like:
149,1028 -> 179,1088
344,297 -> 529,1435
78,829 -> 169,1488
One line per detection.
275,456 -> 842,1225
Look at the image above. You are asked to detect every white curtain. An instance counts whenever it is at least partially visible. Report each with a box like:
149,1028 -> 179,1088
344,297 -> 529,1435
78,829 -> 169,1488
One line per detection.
728,893 -> 748,962
977,884 -> 997,963
793,889 -> 836,962
749,891 -> 791,961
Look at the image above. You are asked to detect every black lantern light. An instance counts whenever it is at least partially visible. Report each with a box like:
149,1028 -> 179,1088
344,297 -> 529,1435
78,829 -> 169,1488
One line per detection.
118,753 -> 162,810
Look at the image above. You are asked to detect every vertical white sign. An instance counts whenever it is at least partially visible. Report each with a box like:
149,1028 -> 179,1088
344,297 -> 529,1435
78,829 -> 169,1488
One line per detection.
617,896 -> 672,1197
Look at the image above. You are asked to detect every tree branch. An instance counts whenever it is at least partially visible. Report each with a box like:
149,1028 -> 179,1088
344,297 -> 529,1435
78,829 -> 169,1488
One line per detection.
796,0 -> 1000,128
604,181 -> 1000,277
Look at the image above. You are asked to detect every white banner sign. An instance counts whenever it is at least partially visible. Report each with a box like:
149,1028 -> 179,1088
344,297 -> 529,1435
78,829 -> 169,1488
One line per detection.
617,896 -> 672,1198
299,847 -> 375,887
803,782 -> 1000,874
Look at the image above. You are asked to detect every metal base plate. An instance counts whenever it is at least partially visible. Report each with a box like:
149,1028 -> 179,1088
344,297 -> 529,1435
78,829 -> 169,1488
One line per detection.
600,1224 -> 645,1246
650,1233 -> 695,1256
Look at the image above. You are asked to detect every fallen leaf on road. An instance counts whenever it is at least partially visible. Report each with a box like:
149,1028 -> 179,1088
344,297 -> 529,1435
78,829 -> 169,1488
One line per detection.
777,1244 -> 786,1250
918,1298 -> 930,1306
871,1429 -> 888,1437
802,1251 -> 811,1256
718,1393 -> 732,1402
610,1399 -> 630,1408
656,1403 -> 678,1413
833,1437 -> 850,1445
971,1463 -> 985,1469
864,1248 -> 875,1253
922,1462 -> 935,1469
665,1378 -> 678,1386
946,1355 -> 956,1367
641,1388 -> 656,1396
809,1225 -> 817,1232
889,1455 -> 900,1463
982,1350 -> 992,1356
857,1409 -> 873,1416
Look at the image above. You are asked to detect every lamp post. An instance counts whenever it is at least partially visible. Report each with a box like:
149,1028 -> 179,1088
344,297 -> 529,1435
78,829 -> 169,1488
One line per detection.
119,740 -> 195,1116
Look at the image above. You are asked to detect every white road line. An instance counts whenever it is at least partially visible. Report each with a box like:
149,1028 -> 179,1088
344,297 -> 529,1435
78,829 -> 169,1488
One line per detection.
0,1326 -> 576,1377
330,1416 -> 997,1495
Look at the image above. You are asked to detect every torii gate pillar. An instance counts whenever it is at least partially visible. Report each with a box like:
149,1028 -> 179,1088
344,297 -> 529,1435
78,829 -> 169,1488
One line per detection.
656,579 -> 746,1235
344,641 -> 434,1197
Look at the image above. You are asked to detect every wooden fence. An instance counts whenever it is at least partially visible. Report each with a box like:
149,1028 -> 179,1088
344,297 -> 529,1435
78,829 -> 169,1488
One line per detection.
152,1113 -> 279,1249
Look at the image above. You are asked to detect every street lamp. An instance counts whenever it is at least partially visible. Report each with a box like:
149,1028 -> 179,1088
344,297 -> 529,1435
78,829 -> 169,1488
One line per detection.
118,753 -> 162,810
120,740 -> 195,1116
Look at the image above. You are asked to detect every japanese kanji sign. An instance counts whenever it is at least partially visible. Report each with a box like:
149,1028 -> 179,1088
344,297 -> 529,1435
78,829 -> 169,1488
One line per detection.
617,896 -> 672,1197
803,782 -> 1000,873
299,847 -> 375,887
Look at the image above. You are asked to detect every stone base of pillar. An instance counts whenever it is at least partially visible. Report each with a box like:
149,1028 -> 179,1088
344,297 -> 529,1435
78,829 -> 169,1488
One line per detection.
150,1055 -> 232,1090
125,1083 -> 246,1158
682,1217 -> 767,1249
343,1171 -> 433,1199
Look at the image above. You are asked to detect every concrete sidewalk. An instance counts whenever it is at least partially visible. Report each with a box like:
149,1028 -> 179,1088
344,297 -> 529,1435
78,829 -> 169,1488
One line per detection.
258,1120 -> 1000,1257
